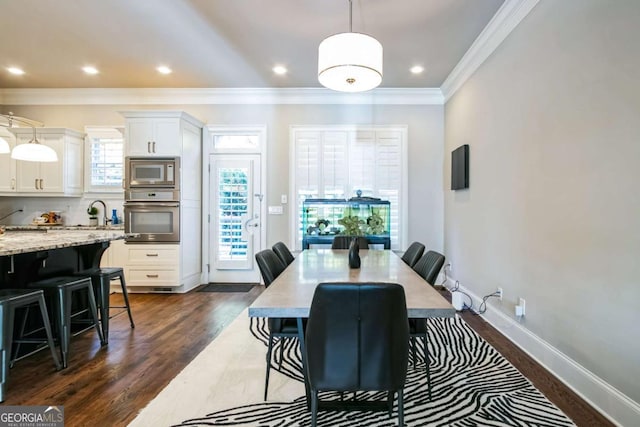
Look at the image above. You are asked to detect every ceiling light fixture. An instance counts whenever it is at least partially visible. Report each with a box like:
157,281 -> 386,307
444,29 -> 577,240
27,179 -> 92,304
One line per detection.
83,66 -> 99,75
157,65 -> 172,75
7,67 -> 25,75
0,113 -> 58,162
318,0 -> 382,92
410,65 -> 424,74
273,65 -> 287,75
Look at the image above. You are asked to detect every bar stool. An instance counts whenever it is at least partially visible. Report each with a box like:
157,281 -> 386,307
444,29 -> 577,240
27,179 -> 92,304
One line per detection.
0,289 -> 61,402
87,267 -> 135,343
28,276 -> 105,368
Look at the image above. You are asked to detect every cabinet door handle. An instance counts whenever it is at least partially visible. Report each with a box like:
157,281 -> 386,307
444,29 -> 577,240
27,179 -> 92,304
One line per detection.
146,253 -> 159,257
147,141 -> 151,153
35,178 -> 39,189
11,178 -> 15,190
152,141 -> 156,153
146,274 -> 159,278
39,179 -> 44,190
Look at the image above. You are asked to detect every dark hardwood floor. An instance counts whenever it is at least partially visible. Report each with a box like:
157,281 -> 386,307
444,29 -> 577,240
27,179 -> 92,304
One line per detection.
2,286 -> 612,427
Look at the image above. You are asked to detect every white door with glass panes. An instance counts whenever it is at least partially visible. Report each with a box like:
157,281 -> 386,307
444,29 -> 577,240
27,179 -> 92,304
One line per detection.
209,155 -> 262,282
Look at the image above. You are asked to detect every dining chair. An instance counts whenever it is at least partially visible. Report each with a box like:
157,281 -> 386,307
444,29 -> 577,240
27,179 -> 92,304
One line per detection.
408,250 -> 445,399
401,241 -> 425,268
254,249 -> 301,401
305,282 -> 409,427
331,235 -> 369,249
272,241 -> 295,266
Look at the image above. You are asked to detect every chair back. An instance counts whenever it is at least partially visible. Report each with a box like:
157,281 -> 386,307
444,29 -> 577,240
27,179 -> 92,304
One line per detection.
331,236 -> 369,250
401,241 -> 425,268
255,249 -> 286,287
305,282 -> 409,392
272,241 -> 295,266
412,250 -> 445,285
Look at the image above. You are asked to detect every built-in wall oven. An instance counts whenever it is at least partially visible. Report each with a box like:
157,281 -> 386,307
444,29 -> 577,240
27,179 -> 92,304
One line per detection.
124,157 -> 181,243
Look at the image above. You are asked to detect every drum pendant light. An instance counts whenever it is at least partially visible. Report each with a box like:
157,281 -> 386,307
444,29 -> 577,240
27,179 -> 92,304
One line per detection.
318,0 -> 383,92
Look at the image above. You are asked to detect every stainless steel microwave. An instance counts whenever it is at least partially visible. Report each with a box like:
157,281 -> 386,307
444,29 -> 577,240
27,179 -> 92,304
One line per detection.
125,157 -> 180,189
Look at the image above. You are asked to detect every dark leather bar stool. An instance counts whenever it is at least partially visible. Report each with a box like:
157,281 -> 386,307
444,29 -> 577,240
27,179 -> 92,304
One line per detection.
0,289 -> 61,402
28,276 -> 105,368
87,267 -> 135,344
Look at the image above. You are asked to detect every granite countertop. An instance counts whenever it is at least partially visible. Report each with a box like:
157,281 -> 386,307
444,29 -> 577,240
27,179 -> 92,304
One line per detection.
0,228 -> 131,257
4,225 -> 125,231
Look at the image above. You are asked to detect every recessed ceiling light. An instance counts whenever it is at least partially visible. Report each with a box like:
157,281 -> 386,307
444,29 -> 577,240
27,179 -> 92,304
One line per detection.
82,66 -> 99,75
273,65 -> 287,75
7,67 -> 25,75
410,65 -> 424,74
157,65 -> 172,75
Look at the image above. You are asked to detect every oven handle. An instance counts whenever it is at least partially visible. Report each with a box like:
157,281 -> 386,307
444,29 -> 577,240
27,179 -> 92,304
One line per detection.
124,202 -> 180,208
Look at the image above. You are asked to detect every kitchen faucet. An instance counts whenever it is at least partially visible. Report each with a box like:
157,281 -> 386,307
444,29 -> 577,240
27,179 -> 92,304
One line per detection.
88,200 -> 111,226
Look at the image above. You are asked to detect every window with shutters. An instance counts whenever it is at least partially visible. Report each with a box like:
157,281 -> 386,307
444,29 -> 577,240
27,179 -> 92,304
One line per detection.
291,126 -> 407,250
85,126 -> 124,193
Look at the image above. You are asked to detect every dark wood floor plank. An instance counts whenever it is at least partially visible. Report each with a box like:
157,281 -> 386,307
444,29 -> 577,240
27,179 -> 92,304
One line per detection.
2,285 -> 611,427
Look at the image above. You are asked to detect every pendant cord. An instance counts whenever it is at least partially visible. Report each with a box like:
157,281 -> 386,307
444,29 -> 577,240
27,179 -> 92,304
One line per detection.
349,0 -> 353,32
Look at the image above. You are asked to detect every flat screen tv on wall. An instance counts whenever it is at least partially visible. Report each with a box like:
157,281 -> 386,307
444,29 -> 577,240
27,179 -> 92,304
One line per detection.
451,144 -> 469,190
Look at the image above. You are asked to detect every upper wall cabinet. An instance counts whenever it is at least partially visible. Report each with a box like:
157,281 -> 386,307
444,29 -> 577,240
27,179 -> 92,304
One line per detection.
4,128 -> 84,196
121,111 -> 203,157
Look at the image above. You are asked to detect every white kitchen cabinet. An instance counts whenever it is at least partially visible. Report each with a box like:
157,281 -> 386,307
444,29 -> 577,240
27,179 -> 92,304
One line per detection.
0,128 -> 17,192
122,243 -> 181,289
121,111 -> 201,157
8,128 -> 84,196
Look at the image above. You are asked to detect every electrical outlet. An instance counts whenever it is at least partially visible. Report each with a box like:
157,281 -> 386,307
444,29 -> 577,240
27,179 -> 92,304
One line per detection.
517,297 -> 526,316
497,287 -> 503,300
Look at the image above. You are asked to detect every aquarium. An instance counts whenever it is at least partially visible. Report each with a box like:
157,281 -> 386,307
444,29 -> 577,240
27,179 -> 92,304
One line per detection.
302,198 -> 391,249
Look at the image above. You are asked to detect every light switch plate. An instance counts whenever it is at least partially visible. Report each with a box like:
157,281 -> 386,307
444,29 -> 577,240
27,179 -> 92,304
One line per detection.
281,194 -> 288,204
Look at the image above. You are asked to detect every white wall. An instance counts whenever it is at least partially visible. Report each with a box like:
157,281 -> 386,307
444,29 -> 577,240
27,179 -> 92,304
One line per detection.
444,0 -> 640,421
0,103 -> 444,251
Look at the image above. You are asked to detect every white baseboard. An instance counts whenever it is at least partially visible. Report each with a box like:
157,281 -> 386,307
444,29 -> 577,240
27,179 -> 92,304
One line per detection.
440,274 -> 640,427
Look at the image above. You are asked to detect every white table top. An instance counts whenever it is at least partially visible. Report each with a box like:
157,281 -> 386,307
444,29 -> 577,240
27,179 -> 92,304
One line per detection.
248,249 -> 455,319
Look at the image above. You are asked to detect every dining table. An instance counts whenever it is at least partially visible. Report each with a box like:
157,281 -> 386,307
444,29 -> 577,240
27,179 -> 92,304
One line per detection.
248,248 -> 456,406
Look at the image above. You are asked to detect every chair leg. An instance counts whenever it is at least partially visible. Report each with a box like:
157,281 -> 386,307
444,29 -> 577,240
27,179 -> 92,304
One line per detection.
86,283 -> 106,346
97,276 -> 110,345
58,289 -> 70,369
311,389 -> 318,427
264,333 -> 274,401
398,389 -> 404,427
118,273 -> 135,329
387,391 -> 394,417
410,336 -> 417,368
278,337 -> 285,369
11,304 -> 30,368
37,295 -> 61,371
424,334 -> 431,400
0,304 -> 13,403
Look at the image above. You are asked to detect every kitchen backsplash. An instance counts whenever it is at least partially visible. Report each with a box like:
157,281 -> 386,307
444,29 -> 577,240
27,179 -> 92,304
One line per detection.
0,196 -> 124,226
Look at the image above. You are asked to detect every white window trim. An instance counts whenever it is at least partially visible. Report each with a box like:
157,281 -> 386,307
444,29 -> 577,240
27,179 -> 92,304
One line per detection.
84,126 -> 125,194
289,125 -> 408,251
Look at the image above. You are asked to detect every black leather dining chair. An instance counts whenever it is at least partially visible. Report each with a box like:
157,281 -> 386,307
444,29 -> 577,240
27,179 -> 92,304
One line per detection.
331,235 -> 369,249
255,249 -> 301,401
401,241 -> 425,268
305,282 -> 409,427
272,241 -> 295,266
408,250 -> 445,399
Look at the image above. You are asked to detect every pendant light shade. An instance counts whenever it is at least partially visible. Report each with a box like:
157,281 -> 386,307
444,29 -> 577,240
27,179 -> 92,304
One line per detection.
0,137 -> 10,154
318,32 -> 383,92
318,0 -> 383,92
11,127 -> 58,162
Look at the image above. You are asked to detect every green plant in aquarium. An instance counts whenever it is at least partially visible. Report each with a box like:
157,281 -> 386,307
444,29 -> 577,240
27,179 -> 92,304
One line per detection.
338,215 -> 364,236
366,212 -> 385,234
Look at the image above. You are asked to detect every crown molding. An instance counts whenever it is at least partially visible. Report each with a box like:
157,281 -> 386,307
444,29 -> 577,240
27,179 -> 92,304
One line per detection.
440,0 -> 540,102
0,87 -> 443,106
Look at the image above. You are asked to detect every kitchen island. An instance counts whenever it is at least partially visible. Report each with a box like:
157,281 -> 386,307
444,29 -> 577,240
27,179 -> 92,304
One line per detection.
0,228 -> 130,286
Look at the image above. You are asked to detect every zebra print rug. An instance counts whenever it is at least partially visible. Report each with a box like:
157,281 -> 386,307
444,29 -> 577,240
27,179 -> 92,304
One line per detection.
130,312 -> 575,427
